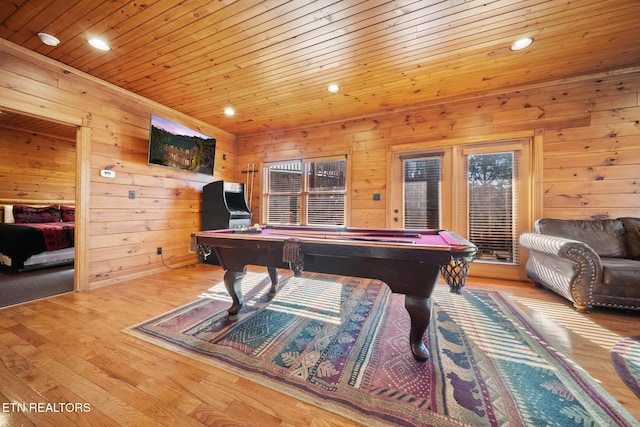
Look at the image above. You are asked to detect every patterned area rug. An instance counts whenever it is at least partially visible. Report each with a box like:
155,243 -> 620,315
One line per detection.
611,336 -> 640,399
125,272 -> 637,426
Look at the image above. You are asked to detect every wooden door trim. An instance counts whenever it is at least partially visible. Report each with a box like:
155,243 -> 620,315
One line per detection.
0,105 -> 89,292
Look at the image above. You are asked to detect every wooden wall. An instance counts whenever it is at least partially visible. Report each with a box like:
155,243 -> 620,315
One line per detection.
238,68 -> 640,226
0,127 -> 76,207
0,39 -> 236,290
1,36 -> 639,289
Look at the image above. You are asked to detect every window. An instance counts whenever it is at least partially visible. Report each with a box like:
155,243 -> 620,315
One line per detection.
402,154 -> 442,229
265,161 -> 302,224
465,151 -> 518,264
264,156 -> 346,226
307,159 -> 347,225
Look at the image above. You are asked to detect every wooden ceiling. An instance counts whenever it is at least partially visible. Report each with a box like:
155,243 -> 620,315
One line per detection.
1,0 -> 640,136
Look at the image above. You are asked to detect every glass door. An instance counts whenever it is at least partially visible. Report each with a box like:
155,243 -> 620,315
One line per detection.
391,139 -> 532,281
455,141 -> 531,280
402,154 -> 442,229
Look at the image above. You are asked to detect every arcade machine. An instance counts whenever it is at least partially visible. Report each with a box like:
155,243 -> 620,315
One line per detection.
201,180 -> 252,264
202,180 -> 252,230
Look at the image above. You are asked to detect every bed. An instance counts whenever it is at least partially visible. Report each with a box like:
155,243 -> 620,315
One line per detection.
0,204 -> 75,271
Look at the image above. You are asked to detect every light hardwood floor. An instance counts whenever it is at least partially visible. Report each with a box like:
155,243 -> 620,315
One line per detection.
1,264 -> 638,426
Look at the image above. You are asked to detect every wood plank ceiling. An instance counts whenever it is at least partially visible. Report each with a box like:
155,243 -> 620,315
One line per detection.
1,0 -> 640,136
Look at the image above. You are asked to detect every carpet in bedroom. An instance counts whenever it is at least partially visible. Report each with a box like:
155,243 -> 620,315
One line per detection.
0,265 -> 74,308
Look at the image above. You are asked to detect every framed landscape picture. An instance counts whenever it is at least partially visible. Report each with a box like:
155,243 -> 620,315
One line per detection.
148,115 -> 216,175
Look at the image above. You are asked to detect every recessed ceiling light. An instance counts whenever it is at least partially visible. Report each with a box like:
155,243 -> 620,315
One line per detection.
37,32 -> 60,46
510,37 -> 533,51
223,107 -> 235,117
327,83 -> 340,93
88,38 -> 111,51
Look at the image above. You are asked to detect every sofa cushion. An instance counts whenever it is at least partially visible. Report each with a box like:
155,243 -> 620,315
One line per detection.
537,218 -> 627,258
621,217 -> 640,260
601,258 -> 640,296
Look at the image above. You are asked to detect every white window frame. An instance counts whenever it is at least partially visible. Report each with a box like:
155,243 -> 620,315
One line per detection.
263,155 -> 347,226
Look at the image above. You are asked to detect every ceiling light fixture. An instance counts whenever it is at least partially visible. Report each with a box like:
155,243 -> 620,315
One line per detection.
327,83 -> 340,93
88,38 -> 111,51
510,37 -> 533,51
223,107 -> 235,117
37,32 -> 60,46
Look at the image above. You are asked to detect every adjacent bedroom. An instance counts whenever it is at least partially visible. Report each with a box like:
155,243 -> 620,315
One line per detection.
0,111 -> 77,307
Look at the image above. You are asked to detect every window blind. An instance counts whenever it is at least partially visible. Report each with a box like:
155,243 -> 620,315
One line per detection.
264,156 -> 346,226
307,159 -> 346,226
403,155 -> 441,229
266,160 -> 302,224
466,151 -> 519,264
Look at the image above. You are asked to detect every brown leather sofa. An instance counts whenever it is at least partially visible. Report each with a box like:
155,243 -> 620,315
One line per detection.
519,218 -> 640,313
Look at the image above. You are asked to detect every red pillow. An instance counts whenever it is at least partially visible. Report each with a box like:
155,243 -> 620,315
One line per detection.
13,204 -> 61,223
60,205 -> 75,222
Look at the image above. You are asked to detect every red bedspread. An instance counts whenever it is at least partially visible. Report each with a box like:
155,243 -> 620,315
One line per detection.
0,221 -> 75,270
22,222 -> 75,251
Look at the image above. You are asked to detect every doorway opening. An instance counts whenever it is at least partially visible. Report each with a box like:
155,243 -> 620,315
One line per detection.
0,108 -> 78,306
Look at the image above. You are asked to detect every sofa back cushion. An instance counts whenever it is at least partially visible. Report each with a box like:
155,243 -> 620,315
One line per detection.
536,218 -> 627,258
621,217 -> 640,260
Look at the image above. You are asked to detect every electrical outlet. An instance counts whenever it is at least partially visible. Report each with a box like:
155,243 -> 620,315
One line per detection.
129,190 -> 136,199
157,247 -> 162,255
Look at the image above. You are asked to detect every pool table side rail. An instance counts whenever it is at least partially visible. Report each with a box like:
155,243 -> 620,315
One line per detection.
191,229 -> 476,254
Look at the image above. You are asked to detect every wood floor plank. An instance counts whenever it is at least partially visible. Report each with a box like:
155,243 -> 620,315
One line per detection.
0,390 -> 37,427
0,360 -> 78,426
0,264 -> 638,425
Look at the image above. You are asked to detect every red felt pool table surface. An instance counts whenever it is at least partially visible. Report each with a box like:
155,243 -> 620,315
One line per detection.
194,225 -> 473,252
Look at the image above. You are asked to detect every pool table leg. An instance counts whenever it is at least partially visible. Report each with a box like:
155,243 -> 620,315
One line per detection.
267,267 -> 278,294
404,295 -> 431,362
224,268 -> 246,315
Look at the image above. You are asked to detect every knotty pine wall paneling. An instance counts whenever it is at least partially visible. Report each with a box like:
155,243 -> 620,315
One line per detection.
0,128 -> 76,203
0,39 -> 236,290
237,68 -> 640,226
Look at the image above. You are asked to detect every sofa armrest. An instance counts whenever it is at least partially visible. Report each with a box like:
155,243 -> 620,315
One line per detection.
519,233 -> 602,311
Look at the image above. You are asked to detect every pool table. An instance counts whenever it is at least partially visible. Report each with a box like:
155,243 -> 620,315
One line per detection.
190,225 -> 477,361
